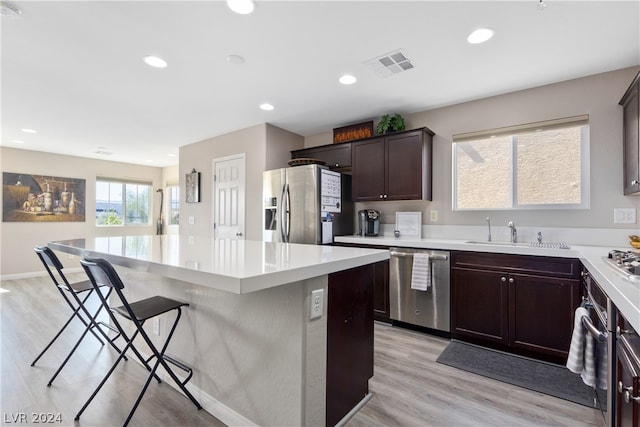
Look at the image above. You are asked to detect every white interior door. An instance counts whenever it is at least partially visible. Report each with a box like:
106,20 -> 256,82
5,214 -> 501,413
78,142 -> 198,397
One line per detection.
213,154 -> 246,240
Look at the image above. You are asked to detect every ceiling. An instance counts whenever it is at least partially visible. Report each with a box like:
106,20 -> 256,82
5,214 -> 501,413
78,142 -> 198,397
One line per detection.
2,1 -> 639,167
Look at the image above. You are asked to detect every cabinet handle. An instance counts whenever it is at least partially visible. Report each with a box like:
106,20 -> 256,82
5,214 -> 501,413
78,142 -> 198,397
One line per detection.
632,179 -> 639,186
379,195 -> 384,199
509,277 -> 514,283
384,194 -> 388,199
501,277 -> 506,282
619,381 -> 640,403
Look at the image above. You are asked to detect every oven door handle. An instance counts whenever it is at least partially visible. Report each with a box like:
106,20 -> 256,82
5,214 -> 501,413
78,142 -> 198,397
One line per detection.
581,315 -> 608,342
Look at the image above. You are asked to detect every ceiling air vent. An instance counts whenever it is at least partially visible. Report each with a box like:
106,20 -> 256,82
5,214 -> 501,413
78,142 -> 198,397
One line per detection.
364,49 -> 414,79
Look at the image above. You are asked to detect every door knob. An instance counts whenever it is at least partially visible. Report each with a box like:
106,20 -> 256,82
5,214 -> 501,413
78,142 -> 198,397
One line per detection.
508,277 -> 514,283
632,179 -> 639,186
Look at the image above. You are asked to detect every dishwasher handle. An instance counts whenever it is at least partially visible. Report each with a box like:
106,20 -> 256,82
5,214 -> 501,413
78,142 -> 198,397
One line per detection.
389,250 -> 448,261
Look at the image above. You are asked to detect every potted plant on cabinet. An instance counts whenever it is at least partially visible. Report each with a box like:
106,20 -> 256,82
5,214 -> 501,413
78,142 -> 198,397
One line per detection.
376,113 -> 406,135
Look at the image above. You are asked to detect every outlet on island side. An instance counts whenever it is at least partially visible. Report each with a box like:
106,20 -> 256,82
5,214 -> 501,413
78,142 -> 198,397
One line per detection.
430,210 -> 438,222
310,289 -> 324,320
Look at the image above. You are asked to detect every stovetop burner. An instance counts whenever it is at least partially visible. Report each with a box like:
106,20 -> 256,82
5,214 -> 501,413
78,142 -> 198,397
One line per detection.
604,250 -> 640,281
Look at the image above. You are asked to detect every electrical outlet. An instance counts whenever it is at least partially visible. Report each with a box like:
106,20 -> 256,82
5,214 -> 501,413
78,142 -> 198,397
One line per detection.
310,289 -> 323,320
430,210 -> 438,222
188,216 -> 195,225
152,318 -> 160,336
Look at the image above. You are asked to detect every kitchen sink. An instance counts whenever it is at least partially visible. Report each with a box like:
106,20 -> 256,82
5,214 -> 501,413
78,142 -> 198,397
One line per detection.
465,240 -> 571,249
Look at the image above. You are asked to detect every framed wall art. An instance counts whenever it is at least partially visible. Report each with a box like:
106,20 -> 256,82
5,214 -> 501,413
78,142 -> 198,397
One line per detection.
3,172 -> 86,222
185,169 -> 200,203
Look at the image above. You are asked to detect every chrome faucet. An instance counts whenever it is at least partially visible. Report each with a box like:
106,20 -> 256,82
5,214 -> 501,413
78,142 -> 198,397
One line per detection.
508,221 -> 517,243
486,217 -> 492,242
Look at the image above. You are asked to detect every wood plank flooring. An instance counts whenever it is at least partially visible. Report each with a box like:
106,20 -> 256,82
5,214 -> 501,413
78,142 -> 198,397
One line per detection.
2,274 -> 604,426
346,322 -> 605,427
0,274 -> 225,427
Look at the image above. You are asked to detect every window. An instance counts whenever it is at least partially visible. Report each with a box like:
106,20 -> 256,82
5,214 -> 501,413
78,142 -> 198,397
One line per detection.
96,179 -> 151,226
168,184 -> 179,225
452,115 -> 590,210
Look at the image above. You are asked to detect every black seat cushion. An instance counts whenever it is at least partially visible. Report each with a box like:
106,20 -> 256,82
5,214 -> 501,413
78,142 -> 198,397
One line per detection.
112,296 -> 188,322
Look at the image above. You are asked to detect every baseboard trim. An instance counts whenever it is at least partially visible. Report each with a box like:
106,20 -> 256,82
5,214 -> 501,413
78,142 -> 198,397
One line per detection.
335,392 -> 373,427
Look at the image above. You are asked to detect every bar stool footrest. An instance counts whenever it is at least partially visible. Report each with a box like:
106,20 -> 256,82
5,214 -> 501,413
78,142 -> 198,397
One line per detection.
163,354 -> 193,385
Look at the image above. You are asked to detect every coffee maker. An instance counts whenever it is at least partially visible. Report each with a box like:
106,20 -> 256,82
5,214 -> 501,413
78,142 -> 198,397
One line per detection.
358,209 -> 380,237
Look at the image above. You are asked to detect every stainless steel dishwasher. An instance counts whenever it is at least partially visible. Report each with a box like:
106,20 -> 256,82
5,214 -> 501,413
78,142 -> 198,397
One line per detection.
389,247 -> 450,332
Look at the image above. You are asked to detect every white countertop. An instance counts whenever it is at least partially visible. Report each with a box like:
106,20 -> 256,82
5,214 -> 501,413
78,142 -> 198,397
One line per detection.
49,235 -> 389,294
336,235 -> 640,332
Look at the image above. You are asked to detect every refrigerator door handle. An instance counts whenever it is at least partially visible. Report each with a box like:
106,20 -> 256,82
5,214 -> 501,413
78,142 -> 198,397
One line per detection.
280,184 -> 290,242
284,184 -> 291,242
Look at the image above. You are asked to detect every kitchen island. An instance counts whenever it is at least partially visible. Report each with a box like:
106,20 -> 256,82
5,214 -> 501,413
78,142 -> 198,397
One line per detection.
48,235 -> 389,427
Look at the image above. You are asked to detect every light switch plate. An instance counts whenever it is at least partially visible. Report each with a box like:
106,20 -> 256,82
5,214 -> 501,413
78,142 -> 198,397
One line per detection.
614,208 -> 636,224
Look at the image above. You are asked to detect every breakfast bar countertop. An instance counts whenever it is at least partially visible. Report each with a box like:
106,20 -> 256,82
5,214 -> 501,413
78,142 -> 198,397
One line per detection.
49,235 -> 389,295
335,235 -> 640,333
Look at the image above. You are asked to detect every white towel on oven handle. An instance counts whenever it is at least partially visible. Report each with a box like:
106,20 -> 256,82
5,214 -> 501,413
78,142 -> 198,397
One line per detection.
580,332 -> 597,388
410,253 -> 431,291
566,307 -> 597,387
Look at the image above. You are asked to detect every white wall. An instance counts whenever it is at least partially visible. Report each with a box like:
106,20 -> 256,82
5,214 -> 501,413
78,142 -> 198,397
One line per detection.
179,124 -> 267,241
0,147 -> 164,277
178,124 -> 303,241
305,67 -> 640,234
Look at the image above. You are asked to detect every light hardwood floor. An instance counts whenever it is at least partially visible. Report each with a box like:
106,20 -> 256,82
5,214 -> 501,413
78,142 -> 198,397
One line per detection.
347,322 -> 605,427
2,274 -> 604,427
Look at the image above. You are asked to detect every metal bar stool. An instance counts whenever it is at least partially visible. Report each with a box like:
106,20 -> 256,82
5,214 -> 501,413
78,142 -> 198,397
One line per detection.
76,257 -> 201,427
32,245 -> 126,386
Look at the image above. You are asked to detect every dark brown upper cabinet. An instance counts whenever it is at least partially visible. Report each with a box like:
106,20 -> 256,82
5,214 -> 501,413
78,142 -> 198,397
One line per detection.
291,143 -> 352,171
351,128 -> 434,202
620,70 -> 640,195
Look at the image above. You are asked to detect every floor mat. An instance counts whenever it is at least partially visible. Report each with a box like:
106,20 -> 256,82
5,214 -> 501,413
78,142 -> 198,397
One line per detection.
436,340 -> 597,407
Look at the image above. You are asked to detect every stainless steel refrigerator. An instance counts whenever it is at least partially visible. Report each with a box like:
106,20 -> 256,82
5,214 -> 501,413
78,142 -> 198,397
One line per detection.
263,164 -> 353,244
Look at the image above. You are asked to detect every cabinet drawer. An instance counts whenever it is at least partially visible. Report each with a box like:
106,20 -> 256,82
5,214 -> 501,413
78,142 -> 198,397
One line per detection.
451,251 -> 580,279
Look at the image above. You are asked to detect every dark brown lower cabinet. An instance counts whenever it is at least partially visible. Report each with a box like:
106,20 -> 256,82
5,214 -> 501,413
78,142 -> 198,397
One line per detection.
451,251 -> 580,361
326,264 -> 374,427
373,260 -> 390,322
617,313 -> 640,427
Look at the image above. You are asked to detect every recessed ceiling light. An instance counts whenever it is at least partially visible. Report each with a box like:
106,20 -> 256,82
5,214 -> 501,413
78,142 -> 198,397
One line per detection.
227,0 -> 255,15
467,28 -> 495,44
339,74 -> 357,85
21,128 -> 37,134
0,1 -> 21,18
226,54 -> 245,65
12,139 -> 24,144
144,55 -> 168,68
259,103 -> 274,111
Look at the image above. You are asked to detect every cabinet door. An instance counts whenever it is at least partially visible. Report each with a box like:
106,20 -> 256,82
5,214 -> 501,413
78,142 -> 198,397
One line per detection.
508,273 -> 579,359
351,138 -> 386,201
292,143 -> 352,170
451,268 -> 508,345
623,81 -> 640,195
385,131 -> 424,200
327,264 -> 374,427
617,342 -> 640,427
373,260 -> 390,322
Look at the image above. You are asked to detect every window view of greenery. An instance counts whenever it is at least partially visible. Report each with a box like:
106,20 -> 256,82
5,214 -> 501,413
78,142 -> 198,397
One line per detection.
453,123 -> 588,210
169,185 -> 179,225
96,180 -> 150,225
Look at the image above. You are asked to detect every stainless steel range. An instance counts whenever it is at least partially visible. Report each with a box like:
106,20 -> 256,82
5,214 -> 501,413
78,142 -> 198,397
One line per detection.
604,250 -> 640,281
